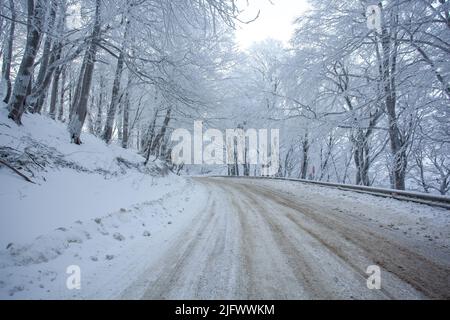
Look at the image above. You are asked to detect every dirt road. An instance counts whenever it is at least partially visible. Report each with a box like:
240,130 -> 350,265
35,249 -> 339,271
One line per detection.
123,177 -> 450,299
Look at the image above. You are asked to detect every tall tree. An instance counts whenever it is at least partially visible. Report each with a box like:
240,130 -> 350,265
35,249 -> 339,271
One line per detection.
378,2 -> 407,190
2,0 -> 15,104
102,13 -> 131,143
8,0 -> 46,124
28,0 -> 58,114
68,0 -> 101,144
121,74 -> 132,148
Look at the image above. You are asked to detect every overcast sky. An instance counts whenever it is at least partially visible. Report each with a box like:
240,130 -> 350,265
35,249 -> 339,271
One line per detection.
235,0 -> 310,49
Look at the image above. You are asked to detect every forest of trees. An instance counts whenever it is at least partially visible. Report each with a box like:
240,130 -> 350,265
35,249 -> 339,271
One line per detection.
0,0 -> 449,194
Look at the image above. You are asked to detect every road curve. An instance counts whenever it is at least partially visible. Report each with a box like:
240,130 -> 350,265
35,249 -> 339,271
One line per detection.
125,177 -> 450,299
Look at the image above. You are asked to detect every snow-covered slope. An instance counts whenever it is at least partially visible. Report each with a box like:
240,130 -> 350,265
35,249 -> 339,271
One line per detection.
0,108 -> 207,299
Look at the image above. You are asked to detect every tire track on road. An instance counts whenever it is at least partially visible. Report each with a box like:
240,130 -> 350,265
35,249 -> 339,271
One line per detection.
231,179 -> 450,299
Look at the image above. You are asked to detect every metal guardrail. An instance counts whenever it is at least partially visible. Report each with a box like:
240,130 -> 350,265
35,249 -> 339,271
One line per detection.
209,175 -> 450,210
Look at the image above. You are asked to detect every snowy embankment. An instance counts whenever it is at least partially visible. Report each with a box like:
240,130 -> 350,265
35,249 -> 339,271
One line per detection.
0,109 -> 206,299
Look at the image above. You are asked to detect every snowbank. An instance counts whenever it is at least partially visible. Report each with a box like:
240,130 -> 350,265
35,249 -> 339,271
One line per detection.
0,107 -> 174,246
0,108 -> 206,299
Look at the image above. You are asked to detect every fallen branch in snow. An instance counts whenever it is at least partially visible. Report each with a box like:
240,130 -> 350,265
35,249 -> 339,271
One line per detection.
0,158 -> 35,184
24,150 -> 46,169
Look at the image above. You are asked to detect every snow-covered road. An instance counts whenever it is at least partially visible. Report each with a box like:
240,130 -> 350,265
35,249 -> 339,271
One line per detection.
122,177 -> 450,299
2,175 -> 448,299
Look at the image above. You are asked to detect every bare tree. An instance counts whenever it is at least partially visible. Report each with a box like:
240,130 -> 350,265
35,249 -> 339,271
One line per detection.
68,0 -> 101,144
2,0 -> 15,104
8,0 -> 46,125
28,0 -> 58,114
121,74 -> 132,148
57,67 -> 66,121
144,106 -> 172,165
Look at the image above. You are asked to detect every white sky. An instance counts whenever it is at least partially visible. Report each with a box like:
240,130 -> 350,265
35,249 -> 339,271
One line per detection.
235,0 -> 310,50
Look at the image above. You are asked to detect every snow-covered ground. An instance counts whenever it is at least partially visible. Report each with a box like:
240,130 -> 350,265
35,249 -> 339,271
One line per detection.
0,110 -> 207,299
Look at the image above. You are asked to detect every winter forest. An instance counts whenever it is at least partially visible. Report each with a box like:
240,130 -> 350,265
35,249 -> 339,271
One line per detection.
1,0 -> 450,301
1,0 -> 449,194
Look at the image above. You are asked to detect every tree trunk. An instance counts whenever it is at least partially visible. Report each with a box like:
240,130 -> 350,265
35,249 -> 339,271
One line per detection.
353,130 -> 370,186
8,0 -> 45,125
144,107 -> 171,165
49,65 -> 61,119
319,134 -> 334,181
300,132 -> 309,179
380,6 -> 406,190
69,48 -> 89,121
49,1 -> 68,119
122,99 -> 129,148
29,0 -> 57,113
102,52 -> 124,143
68,0 -> 101,144
243,146 -> 250,176
87,94 -> 96,134
233,140 -> 239,176
102,13 -> 130,143
142,108 -> 159,153
121,76 -> 132,148
2,0 -> 15,104
57,67 -> 66,121
93,76 -> 105,135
